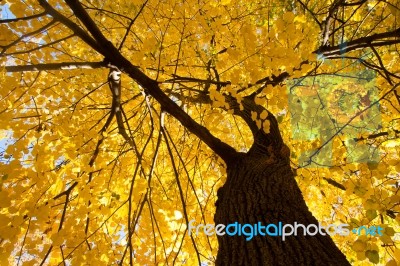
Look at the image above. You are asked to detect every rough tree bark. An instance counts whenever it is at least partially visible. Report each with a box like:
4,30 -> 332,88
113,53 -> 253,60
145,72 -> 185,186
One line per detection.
213,95 -> 351,265
214,151 -> 350,265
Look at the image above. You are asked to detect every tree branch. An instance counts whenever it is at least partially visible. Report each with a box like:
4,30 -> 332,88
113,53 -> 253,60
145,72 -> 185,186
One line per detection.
321,0 -> 345,46
295,0 -> 322,28
0,12 -> 46,23
4,61 -> 106,72
316,27 -> 400,57
323,177 -> 346,190
38,0 -> 104,54
57,0 -> 237,162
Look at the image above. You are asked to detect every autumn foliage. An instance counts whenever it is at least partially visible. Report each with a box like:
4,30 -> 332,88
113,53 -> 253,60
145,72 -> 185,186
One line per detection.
0,0 -> 400,265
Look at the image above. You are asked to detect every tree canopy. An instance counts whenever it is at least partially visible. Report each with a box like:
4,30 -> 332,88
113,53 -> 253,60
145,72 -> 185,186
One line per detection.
0,0 -> 400,265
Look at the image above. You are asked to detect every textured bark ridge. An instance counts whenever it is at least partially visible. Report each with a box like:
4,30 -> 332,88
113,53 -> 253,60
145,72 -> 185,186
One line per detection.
214,153 -> 350,266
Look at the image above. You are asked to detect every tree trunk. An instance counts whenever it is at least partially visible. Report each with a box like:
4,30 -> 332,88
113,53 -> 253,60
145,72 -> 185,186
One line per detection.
214,152 -> 350,266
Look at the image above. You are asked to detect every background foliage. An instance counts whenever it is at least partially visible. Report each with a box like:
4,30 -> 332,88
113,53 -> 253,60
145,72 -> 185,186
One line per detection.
0,0 -> 400,265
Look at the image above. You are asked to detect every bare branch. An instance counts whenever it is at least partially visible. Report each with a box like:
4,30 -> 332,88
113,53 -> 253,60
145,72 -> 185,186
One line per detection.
323,177 -> 346,190
4,61 -> 106,72
59,0 -> 237,162
118,0 -> 149,51
295,0 -> 322,28
0,19 -> 56,55
317,27 -> 400,57
321,0 -> 345,46
1,34 -> 75,57
0,12 -> 46,23
38,0 -> 104,54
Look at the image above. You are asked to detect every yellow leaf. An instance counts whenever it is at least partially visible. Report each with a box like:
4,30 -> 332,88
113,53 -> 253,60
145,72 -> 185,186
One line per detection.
51,232 -> 64,246
256,119 -> 262,129
263,120 -> 270,134
385,260 -> 397,266
394,249 -> 400,261
352,240 -> 367,252
251,111 -> 258,121
0,191 -> 11,208
260,110 -> 268,120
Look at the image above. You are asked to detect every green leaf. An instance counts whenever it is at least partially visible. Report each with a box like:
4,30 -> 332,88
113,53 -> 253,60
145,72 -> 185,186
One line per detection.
365,250 -> 379,264
384,227 -> 395,236
367,162 -> 379,170
366,209 -> 377,221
